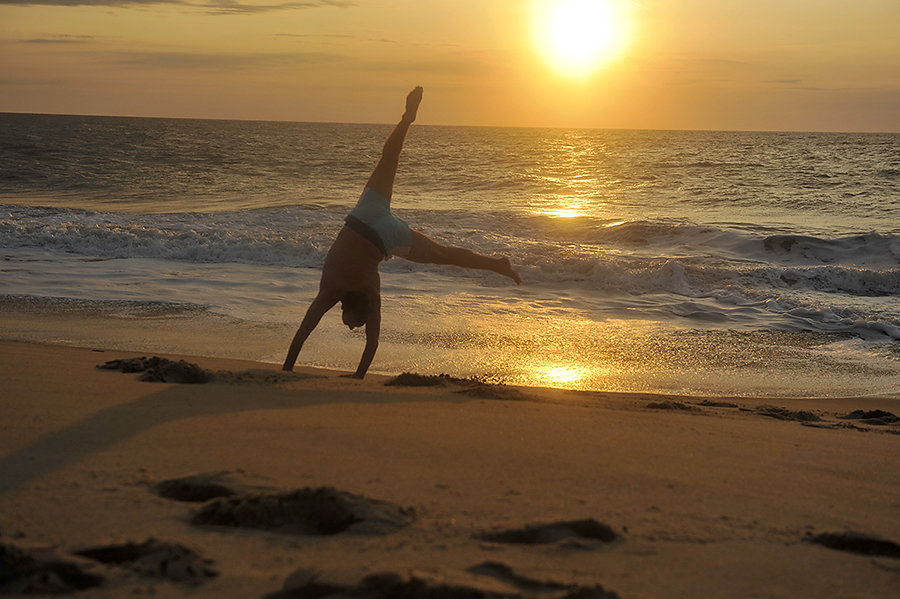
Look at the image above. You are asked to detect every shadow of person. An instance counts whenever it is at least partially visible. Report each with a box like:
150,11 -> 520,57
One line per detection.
0,373 -> 459,497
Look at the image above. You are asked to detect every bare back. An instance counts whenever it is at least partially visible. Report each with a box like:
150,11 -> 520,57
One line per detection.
320,225 -> 383,302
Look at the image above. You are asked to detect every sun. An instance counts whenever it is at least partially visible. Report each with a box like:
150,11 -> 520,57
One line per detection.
532,0 -> 632,78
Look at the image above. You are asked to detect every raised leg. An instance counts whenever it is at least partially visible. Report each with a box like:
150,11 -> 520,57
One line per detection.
365,86 -> 423,201
406,229 -> 521,284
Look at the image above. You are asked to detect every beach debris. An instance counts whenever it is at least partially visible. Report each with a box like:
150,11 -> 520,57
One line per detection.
0,542 -> 104,594
386,372 -> 527,401
267,566 -> 621,599
805,532 -> 900,559
838,409 -> 899,426
212,368 -> 322,384
753,405 -> 821,422
478,518 -> 619,548
645,400 -> 693,411
191,487 -> 415,536
97,356 -> 211,384
96,357 -> 149,373
697,400 -> 739,408
99,358 -> 319,385
73,539 -> 217,583
385,372 -> 463,387
154,473 -> 239,503
455,383 -> 527,401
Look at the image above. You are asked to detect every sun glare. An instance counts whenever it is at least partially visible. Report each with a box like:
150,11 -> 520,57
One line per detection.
537,364 -> 591,387
532,0 -> 632,78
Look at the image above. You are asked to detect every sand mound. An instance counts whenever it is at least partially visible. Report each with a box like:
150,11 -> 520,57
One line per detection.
839,410 -> 899,425
478,519 -> 619,547
386,372 -> 526,401
267,565 -> 620,599
754,405 -> 821,422
806,532 -> 900,559
0,543 -> 103,594
467,561 -> 571,592
698,400 -> 739,408
455,384 -> 527,401
74,539 -> 217,582
98,356 -> 211,384
99,357 -> 320,385
191,487 -> 415,536
646,400 -> 693,411
212,369 -> 322,385
385,373 -> 463,387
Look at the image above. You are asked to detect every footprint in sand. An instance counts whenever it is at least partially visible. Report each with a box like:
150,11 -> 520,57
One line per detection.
154,472 -> 243,503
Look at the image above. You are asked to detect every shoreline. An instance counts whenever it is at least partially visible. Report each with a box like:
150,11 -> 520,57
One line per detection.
2,295 -> 899,400
4,338 -> 900,404
2,339 -> 899,597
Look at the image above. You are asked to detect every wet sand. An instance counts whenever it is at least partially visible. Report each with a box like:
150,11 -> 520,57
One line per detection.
1,340 -> 898,597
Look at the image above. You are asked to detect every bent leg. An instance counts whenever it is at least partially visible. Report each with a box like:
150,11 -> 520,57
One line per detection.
365,86 -> 423,201
406,229 -> 521,284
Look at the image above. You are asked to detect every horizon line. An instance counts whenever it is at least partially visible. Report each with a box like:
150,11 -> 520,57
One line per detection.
1,110 -> 897,136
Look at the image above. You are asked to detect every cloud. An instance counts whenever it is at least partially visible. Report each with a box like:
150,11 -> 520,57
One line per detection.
795,85 -> 890,93
108,49 -> 346,69
21,34 -> 97,44
0,0 -> 353,13
275,33 -> 402,45
202,0 -> 353,15
274,33 -> 354,39
0,77 -> 59,85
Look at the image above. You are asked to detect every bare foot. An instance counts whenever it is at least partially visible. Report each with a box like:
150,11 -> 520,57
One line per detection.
404,86 -> 423,122
497,257 -> 522,285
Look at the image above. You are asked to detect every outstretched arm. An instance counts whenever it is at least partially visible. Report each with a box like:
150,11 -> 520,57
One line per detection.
346,297 -> 381,379
282,294 -> 338,371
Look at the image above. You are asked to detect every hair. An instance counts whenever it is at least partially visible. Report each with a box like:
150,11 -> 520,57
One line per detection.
341,291 -> 370,322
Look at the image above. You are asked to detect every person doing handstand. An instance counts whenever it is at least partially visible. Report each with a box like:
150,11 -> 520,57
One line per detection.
282,86 -> 521,378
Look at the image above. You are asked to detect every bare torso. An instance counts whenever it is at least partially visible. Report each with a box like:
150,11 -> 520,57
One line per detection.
320,225 -> 383,302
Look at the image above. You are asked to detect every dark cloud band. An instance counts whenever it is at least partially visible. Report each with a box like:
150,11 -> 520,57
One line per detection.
0,0 -> 352,13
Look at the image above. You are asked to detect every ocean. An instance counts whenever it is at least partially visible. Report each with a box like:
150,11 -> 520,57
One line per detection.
1,112 -> 898,397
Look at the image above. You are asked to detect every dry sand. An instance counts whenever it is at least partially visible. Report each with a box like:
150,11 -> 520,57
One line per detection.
1,340 -> 898,598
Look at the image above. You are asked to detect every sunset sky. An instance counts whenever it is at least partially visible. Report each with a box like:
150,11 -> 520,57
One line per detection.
1,0 -> 898,132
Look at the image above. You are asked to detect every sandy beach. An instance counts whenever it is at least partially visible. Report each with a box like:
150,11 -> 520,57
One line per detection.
1,339 -> 898,597
4,2 -> 900,596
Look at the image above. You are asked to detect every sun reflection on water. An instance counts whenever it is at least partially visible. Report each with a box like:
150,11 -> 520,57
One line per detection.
534,363 -> 592,387
532,195 -> 593,219
542,207 -> 585,219
523,358 -> 624,390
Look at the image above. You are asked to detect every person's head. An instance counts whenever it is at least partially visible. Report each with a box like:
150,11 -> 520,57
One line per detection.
341,291 -> 370,329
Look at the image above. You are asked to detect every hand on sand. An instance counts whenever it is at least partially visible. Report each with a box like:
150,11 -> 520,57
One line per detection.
404,86 -> 423,122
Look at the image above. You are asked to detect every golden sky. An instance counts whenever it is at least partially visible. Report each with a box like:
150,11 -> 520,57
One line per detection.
1,0 -> 898,132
